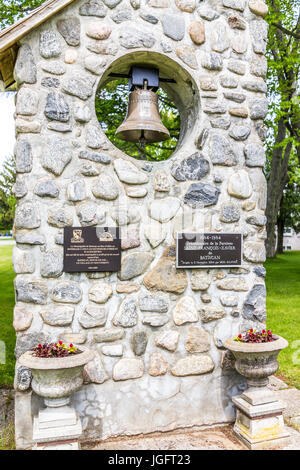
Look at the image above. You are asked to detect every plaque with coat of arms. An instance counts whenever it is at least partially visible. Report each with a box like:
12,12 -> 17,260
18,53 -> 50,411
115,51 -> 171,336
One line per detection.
64,227 -> 121,272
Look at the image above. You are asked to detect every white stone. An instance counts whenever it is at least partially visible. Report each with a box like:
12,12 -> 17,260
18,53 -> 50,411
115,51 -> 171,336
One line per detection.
172,296 -> 198,325
89,282 -> 113,303
101,345 -> 123,356
171,355 -> 215,376
144,222 -> 167,248
155,330 -> 179,351
113,158 -> 149,184
113,358 -> 144,381
149,197 -> 181,223
228,170 -> 253,199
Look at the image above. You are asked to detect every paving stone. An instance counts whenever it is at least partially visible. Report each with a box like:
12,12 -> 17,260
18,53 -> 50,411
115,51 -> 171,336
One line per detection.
184,182 -> 220,207
16,118 -> 41,133
113,358 -> 144,381
79,305 -> 108,328
244,143 -> 266,167
171,355 -> 214,376
40,305 -> 74,326
89,282 -> 113,303
81,163 -> 99,176
175,0 -> 195,11
113,298 -> 138,327
173,296 -> 198,325
51,281 -> 82,303
155,330 -> 179,351
57,18 -> 81,46
40,30 -> 62,58
13,177 -> 28,198
149,352 -> 168,376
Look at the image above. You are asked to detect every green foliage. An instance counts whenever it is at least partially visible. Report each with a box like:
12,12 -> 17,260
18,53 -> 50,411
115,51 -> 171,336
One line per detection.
0,155 -> 16,231
0,0 -> 46,29
95,79 -> 180,161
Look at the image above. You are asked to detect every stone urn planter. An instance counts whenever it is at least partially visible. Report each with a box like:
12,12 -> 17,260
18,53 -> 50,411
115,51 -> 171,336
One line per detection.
225,335 -> 290,450
19,347 -> 94,450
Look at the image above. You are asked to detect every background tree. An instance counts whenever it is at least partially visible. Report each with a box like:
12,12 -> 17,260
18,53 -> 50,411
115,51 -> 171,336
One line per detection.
0,0 -> 45,29
265,0 -> 300,257
0,154 -> 16,230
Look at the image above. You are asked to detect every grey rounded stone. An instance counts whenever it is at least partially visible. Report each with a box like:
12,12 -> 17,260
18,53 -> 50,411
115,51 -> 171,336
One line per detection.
246,214 -> 267,226
199,306 -> 226,323
130,0 -> 141,8
210,117 -> 231,129
119,252 -> 154,280
16,366 -> 32,391
103,0 -> 122,7
40,30 -> 62,58
250,98 -> 268,120
67,179 -> 86,202
142,313 -> 169,327
223,92 -> 246,103
76,201 -> 106,226
42,136 -> 71,176
211,23 -> 230,52
93,328 -> 125,342
203,103 -> 227,114
15,201 -> 40,229
256,121 -> 267,141
114,158 -> 149,184
15,278 -> 48,304
184,183 -> 220,207
14,44 -> 37,85
119,27 -> 155,48
79,306 -> 108,328
201,52 -> 223,71
51,281 -> 82,303
112,9 -> 132,23
242,80 -> 267,93
250,19 -> 268,55
227,13 -> 246,29
15,139 -> 32,173
229,125 -> 251,141
86,125 -> 105,149
44,92 -> 70,122
74,104 -> 92,123
57,18 -> 81,46
79,150 -> 110,164
13,247 -> 35,274
242,284 -> 266,322
15,231 -> 45,245
16,88 -> 39,116
40,249 -> 63,278
113,298 -> 138,328
253,266 -> 266,278
14,332 -> 49,358
139,294 -> 169,313
244,143 -> 266,167
162,14 -> 185,41
62,75 -> 94,100
198,8 -> 220,21
220,75 -> 238,88
92,174 -> 119,200
171,153 -> 210,181
81,162 -> 100,176
139,12 -> 158,24
41,77 -> 60,88
13,177 -> 28,198
41,61 -> 66,75
48,205 -> 73,228
251,55 -> 267,78
223,0 -> 245,12
131,331 -> 148,356
227,59 -> 246,75
209,134 -> 237,165
40,305 -> 74,326
34,178 -> 59,198
220,204 -> 240,223
79,0 -> 107,17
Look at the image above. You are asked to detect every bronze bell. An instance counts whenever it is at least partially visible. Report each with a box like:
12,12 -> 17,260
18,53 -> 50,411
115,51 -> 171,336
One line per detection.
116,88 -> 170,143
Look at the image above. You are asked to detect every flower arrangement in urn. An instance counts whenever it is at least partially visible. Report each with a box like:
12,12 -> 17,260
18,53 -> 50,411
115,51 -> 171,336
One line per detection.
31,341 -> 82,357
225,328 -> 289,449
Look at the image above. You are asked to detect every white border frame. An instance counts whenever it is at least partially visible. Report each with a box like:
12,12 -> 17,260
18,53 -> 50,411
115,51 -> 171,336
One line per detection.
176,232 -> 243,269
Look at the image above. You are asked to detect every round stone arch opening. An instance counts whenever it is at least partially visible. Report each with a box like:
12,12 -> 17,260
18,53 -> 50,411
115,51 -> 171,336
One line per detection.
95,51 -> 200,161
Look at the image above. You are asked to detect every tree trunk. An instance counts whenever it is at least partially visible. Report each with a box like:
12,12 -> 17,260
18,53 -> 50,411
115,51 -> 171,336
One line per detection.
276,216 -> 285,255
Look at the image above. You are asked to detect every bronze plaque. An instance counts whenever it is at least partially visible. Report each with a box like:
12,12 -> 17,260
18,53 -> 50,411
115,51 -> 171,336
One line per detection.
176,232 -> 242,268
64,227 -> 121,272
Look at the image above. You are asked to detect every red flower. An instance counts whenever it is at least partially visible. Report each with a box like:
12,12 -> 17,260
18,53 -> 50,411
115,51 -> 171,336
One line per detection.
262,330 -> 266,334
59,340 -> 63,345
238,334 -> 242,339
38,344 -> 42,348
69,344 -> 73,348
267,330 -> 272,335
250,329 -> 253,333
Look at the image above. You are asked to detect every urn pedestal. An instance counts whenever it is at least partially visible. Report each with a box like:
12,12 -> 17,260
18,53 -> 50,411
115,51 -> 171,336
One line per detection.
225,336 -> 290,450
19,348 -> 94,450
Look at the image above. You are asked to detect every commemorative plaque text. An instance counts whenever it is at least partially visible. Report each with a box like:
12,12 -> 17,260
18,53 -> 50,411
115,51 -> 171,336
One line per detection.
64,227 -> 121,272
176,232 -> 242,268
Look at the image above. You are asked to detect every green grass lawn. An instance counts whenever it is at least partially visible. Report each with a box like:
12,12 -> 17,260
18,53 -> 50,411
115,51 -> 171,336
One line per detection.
0,246 -> 299,389
265,251 -> 300,389
0,245 -> 15,386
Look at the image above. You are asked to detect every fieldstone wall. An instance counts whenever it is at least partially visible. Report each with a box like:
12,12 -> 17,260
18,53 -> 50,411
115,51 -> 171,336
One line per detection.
12,0 -> 269,447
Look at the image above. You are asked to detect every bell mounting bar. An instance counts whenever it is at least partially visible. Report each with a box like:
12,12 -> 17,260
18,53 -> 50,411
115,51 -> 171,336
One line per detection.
108,66 -> 176,92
